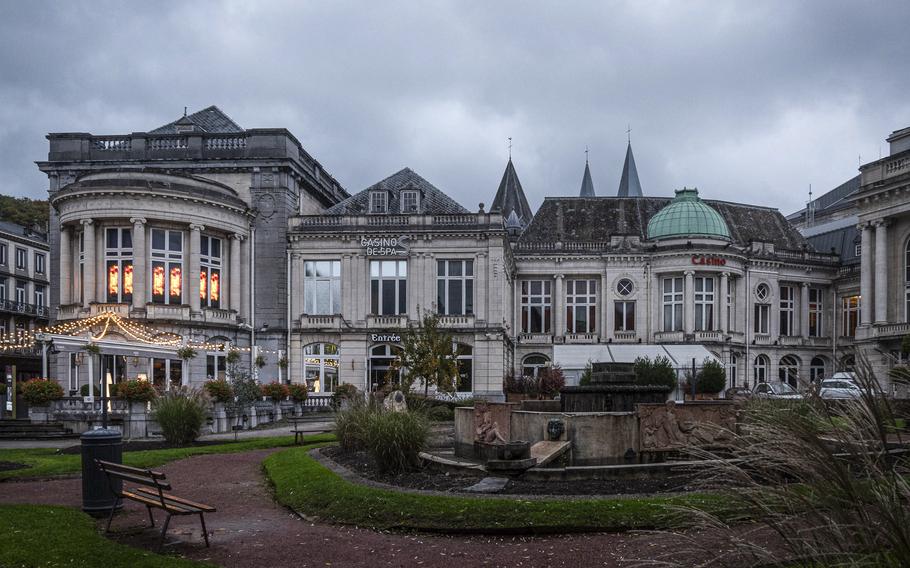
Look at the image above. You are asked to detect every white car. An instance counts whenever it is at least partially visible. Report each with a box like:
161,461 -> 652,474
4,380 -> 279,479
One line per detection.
818,378 -> 863,400
752,382 -> 803,400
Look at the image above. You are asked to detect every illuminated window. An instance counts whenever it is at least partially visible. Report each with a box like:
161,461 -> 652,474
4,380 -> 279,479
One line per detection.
151,229 -> 183,305
565,279 -> 596,333
808,288 -> 824,337
842,295 -> 860,337
200,235 -> 222,309
303,343 -> 339,393
105,228 -> 133,303
304,260 -> 341,315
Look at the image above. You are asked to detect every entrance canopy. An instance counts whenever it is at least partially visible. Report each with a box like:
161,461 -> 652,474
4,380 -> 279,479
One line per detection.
554,344 -> 719,371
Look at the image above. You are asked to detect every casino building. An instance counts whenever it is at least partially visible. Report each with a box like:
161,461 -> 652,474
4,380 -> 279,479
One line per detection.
37,107 -> 910,400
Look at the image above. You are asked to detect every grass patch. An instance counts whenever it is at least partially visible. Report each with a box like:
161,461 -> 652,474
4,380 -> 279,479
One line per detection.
264,443 -> 730,533
0,433 -> 336,481
0,504 -> 212,567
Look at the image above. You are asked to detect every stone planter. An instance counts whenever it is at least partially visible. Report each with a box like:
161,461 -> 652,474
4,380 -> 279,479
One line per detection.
28,404 -> 52,423
505,393 -> 531,403
124,401 -> 151,439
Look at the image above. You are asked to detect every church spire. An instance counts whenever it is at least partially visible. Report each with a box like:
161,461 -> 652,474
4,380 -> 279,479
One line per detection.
491,157 -> 533,228
617,141 -> 643,197
579,152 -> 595,197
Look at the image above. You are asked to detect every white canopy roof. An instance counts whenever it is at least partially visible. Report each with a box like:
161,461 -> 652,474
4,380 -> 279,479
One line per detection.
553,344 -> 719,370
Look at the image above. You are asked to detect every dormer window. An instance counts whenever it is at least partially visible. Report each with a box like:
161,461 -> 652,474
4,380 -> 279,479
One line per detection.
370,191 -> 388,214
400,191 -> 419,213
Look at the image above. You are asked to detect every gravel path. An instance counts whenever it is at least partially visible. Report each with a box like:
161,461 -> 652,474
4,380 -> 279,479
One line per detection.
0,448 -> 683,567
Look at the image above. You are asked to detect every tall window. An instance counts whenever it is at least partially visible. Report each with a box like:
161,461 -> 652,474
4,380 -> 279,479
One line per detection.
455,343 -> 473,392
0,280 -> 6,301
303,343 -> 339,393
753,355 -> 769,384
78,231 -> 84,304
754,283 -> 770,334
0,243 -> 6,265
437,260 -> 474,315
370,191 -> 387,213
810,356 -> 826,383
779,285 -> 794,336
694,276 -> 715,331
206,353 -> 226,381
15,248 -> 26,270
521,280 -> 552,333
304,260 -> 341,315
370,260 -> 407,315
151,229 -> 183,305
105,227 -> 133,304
614,301 -> 635,332
400,190 -> 419,213
566,279 -> 596,333
779,355 -> 799,387
842,295 -> 860,337
199,235 -> 222,309
730,353 -> 738,387
726,279 -> 735,331
34,253 -> 45,275
34,285 -> 45,308
662,277 -> 683,332
808,288 -> 824,337
15,281 -> 25,305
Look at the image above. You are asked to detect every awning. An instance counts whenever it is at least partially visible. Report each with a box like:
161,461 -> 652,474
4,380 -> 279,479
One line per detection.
43,334 -> 181,359
553,344 -> 719,370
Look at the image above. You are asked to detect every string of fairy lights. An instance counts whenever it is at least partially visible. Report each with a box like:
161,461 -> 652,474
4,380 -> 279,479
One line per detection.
0,312 -> 283,355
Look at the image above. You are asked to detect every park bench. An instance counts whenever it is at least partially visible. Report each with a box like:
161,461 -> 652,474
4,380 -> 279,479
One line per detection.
288,416 -> 307,444
95,459 -> 216,550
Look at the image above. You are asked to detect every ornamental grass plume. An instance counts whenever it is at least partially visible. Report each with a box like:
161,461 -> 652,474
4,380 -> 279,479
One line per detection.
634,355 -> 910,568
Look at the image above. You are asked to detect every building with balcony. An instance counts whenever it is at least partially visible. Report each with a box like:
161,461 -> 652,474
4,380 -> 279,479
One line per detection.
0,220 -> 50,381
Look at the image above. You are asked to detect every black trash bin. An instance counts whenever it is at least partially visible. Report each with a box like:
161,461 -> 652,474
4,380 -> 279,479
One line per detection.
81,428 -> 123,516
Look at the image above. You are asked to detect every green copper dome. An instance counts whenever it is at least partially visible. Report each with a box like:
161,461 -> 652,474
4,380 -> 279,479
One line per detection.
647,188 -> 731,241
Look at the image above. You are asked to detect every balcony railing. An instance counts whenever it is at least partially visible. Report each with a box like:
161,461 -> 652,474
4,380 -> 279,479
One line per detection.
90,303 -> 130,317
694,331 -> 723,342
753,334 -> 773,345
0,299 -> 49,318
654,331 -> 684,342
203,308 -> 237,324
518,333 -> 552,344
437,315 -> 475,329
298,314 -> 342,329
874,322 -> 910,338
612,330 -> 637,342
367,315 -> 408,328
564,332 -> 598,344
779,335 -> 804,346
145,304 -> 191,321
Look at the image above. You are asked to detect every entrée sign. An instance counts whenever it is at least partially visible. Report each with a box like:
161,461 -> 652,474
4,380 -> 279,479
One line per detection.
361,235 -> 410,257
691,255 -> 727,266
371,333 -> 401,343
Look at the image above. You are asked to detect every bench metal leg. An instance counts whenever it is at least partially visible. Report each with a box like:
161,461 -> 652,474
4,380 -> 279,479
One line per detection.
104,497 -> 121,534
157,513 -> 172,551
199,512 -> 210,547
145,505 -> 155,528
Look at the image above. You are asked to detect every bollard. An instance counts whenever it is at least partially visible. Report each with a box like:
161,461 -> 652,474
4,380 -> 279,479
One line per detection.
80,427 -> 123,516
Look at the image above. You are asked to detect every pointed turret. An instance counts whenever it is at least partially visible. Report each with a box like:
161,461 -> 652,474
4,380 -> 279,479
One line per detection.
579,160 -> 595,197
491,158 -> 533,227
617,142 -> 643,197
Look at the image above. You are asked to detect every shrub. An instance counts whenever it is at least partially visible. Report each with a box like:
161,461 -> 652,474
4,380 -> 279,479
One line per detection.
288,383 -> 309,403
363,409 -> 429,473
334,400 -> 372,450
331,383 -> 359,409
151,388 -> 207,445
579,361 -> 593,386
538,365 -> 566,398
115,379 -> 157,403
633,356 -> 677,390
204,379 -> 233,403
21,379 -> 64,406
79,384 -> 101,397
261,381 -> 289,402
693,359 -> 726,394
231,373 -> 261,407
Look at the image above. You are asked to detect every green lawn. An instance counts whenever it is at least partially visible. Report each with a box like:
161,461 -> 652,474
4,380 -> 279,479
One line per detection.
264,443 -> 731,533
0,504 -> 212,567
0,433 -> 336,480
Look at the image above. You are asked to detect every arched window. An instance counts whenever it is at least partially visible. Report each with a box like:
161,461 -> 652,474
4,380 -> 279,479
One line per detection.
779,355 -> 800,388
455,343 -> 473,393
521,354 -> 550,378
753,355 -> 769,384
303,343 -> 339,393
368,344 -> 401,392
810,356 -> 826,383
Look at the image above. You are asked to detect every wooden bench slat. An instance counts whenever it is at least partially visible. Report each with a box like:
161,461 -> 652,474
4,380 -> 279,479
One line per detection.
133,487 -> 216,512
101,470 -> 173,490
121,490 -> 201,514
96,460 -> 166,479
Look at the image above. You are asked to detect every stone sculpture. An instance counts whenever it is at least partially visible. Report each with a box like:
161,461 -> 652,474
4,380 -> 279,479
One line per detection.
383,390 -> 408,413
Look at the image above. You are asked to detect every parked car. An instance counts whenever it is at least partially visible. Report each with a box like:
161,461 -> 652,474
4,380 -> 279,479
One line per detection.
818,378 -> 863,400
752,382 -> 803,400
724,386 -> 753,400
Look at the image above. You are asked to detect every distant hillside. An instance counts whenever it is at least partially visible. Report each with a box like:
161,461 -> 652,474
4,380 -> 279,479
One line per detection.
0,195 -> 49,230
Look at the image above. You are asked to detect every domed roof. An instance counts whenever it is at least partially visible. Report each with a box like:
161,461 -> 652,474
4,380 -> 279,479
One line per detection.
647,188 -> 730,241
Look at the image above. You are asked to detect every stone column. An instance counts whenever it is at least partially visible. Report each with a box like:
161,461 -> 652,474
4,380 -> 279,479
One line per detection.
59,225 -> 72,306
188,224 -> 203,314
230,234 -> 242,313
719,272 -> 729,333
874,220 -> 888,324
684,270 -> 695,334
240,236 -> 251,321
801,282 -> 810,339
130,218 -> 146,311
860,223 -> 874,326
553,274 -> 564,338
600,270 -> 609,338
81,219 -> 95,308
474,252 -> 487,323
291,253 -> 304,321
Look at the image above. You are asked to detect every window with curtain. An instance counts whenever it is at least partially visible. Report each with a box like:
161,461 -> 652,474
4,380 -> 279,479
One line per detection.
614,300 -> 635,332
437,260 -> 473,315
304,260 -> 341,315
566,279 -> 596,333
779,285 -> 794,336
151,229 -> 183,305
200,235 -> 222,309
808,288 -> 824,337
370,260 -> 406,315
105,227 -> 133,304
662,277 -> 683,332
694,276 -> 715,331
521,280 -> 552,333
841,295 -> 860,337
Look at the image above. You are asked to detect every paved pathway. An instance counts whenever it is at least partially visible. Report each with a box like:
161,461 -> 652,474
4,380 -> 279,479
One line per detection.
0,447 -> 682,567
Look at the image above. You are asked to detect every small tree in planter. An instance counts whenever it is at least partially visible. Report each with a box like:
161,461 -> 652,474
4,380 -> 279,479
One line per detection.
633,355 -> 678,390
538,365 -> 566,399
691,359 -> 727,399
226,349 -> 242,379
204,379 -> 234,404
115,379 -> 157,403
261,381 -> 288,402
288,383 -> 308,404
21,379 -> 64,407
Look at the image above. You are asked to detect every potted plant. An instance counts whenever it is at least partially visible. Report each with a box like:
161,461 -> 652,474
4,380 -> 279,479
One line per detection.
261,381 -> 288,402
688,359 -> 727,400
21,379 -> 64,422
288,383 -> 308,414
537,365 -> 566,399
204,379 -> 234,404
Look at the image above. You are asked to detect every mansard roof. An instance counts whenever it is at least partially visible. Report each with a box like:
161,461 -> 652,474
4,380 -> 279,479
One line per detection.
324,167 -> 470,215
617,142 -> 643,197
491,159 -> 533,226
520,196 -> 809,250
786,175 -> 860,223
579,161 -> 596,197
149,105 -> 244,134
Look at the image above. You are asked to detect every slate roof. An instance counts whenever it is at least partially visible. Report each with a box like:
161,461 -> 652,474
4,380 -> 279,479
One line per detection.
786,175 -> 860,222
0,220 -> 47,244
579,161 -> 596,197
520,197 -> 810,250
324,168 -> 470,215
807,224 -> 859,264
491,159 -> 533,226
617,142 -> 643,197
149,105 -> 244,134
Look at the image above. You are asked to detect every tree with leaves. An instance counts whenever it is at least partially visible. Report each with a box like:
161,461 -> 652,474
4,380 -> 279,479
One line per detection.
394,309 -> 460,397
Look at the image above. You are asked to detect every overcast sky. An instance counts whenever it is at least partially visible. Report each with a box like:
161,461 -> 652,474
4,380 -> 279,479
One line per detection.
1,1 -> 909,215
